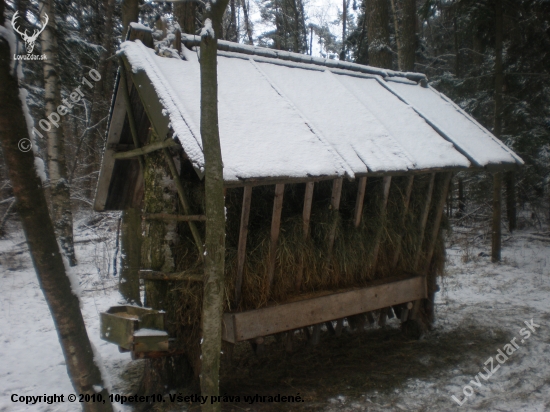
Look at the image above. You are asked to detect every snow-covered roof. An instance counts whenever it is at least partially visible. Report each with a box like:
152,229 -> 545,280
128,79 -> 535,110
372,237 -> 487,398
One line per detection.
115,39 -> 522,185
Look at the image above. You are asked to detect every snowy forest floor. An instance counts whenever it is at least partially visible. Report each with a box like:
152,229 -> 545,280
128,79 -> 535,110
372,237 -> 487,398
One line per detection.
1,210 -> 549,412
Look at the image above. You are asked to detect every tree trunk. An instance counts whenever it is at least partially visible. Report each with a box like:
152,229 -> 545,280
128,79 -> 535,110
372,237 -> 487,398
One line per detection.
492,0 -> 503,262
340,0 -> 347,60
242,0 -> 254,45
174,1 -> 197,34
492,172 -> 502,262
41,0 -> 77,266
0,20 -> 112,412
199,0 -> 230,408
399,0 -> 416,71
505,171 -> 517,232
87,0 -> 115,199
457,177 -> 465,218
119,208 -> 142,305
366,0 -> 392,69
122,0 -> 139,40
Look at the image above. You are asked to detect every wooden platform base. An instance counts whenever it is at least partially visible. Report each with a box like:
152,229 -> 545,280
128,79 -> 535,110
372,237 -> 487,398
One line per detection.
222,275 -> 426,343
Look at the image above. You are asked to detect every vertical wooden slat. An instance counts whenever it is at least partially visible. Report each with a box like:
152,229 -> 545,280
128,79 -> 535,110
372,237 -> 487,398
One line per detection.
413,173 -> 436,271
302,182 -> 315,238
296,182 -> 315,290
392,176 -> 415,269
267,184 -> 285,288
234,186 -> 252,306
327,177 -> 344,255
422,172 -> 452,324
422,173 -> 452,275
371,176 -> 392,273
354,177 -> 368,227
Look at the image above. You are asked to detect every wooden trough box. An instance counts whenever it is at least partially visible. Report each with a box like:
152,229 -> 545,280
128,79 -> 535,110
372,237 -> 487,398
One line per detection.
222,274 -> 426,343
100,306 -> 169,353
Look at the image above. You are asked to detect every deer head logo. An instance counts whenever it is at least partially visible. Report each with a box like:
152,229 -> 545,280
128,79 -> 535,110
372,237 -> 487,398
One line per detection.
11,11 -> 49,54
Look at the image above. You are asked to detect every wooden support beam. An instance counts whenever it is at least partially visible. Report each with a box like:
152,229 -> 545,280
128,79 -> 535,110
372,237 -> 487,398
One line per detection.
378,308 -> 388,327
113,139 -> 180,160
328,178 -> 344,256
371,176 -> 392,273
413,173 -> 436,271
162,147 -> 204,260
354,177 -> 368,227
235,186 -> 252,306
302,182 -> 315,238
492,172 -> 502,262
335,319 -> 344,336
392,176 -> 415,269
310,324 -> 321,345
267,184 -> 285,288
143,213 -> 206,222
422,173 -> 452,275
222,275 -> 426,343
139,270 -> 203,282
118,61 -> 144,170
296,182 -> 314,290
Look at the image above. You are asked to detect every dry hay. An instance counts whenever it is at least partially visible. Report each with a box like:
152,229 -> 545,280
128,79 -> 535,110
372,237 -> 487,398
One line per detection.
170,173 -> 450,311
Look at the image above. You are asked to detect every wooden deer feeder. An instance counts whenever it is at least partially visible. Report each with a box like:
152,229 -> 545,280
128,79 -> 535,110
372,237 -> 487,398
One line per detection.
96,25 -> 523,358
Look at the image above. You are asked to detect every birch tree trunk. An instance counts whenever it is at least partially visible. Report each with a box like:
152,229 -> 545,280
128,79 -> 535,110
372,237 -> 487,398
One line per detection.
199,1 -> 230,409
366,0 -> 392,69
0,15 -> 112,412
41,0 -> 77,266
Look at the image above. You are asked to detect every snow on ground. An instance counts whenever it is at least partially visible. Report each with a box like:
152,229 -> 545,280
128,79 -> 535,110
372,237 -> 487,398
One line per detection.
1,211 -> 549,411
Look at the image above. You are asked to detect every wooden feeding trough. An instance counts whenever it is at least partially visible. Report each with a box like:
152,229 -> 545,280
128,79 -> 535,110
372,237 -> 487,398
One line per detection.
100,306 -> 169,354
94,25 -> 523,364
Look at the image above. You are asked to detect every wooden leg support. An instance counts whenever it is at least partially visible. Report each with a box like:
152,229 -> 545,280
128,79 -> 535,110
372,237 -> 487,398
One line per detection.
310,324 -> 321,345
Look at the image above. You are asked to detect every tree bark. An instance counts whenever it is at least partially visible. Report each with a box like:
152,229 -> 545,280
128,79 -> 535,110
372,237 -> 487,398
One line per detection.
505,170 -> 517,232
0,20 -> 112,412
41,0 -> 77,266
122,0 -> 139,40
399,0 -> 416,71
199,0 -> 230,408
492,0 -> 503,262
492,172 -> 502,262
366,0 -> 392,69
242,0 -> 254,44
87,0 -> 115,199
119,208 -> 142,305
174,1 -> 197,34
340,0 -> 347,60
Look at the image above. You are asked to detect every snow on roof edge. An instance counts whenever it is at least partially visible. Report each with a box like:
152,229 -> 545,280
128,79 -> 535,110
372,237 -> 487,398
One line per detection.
181,34 -> 427,83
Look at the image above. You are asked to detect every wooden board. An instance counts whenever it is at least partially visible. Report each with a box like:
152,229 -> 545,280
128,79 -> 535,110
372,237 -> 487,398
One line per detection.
235,186 -> 252,305
267,184 -> 285,287
222,275 -> 426,343
354,177 -> 367,227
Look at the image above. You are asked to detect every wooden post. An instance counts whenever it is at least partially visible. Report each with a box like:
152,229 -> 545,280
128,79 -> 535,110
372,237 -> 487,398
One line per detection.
235,186 -> 252,306
267,184 -> 285,288
492,172 -> 502,262
422,173 -> 453,274
174,29 -> 182,52
328,178 -> 344,256
371,176 -> 392,273
378,308 -> 387,327
296,182 -> 314,290
413,173 -> 436,271
392,176 -> 414,269
354,177 -> 368,227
